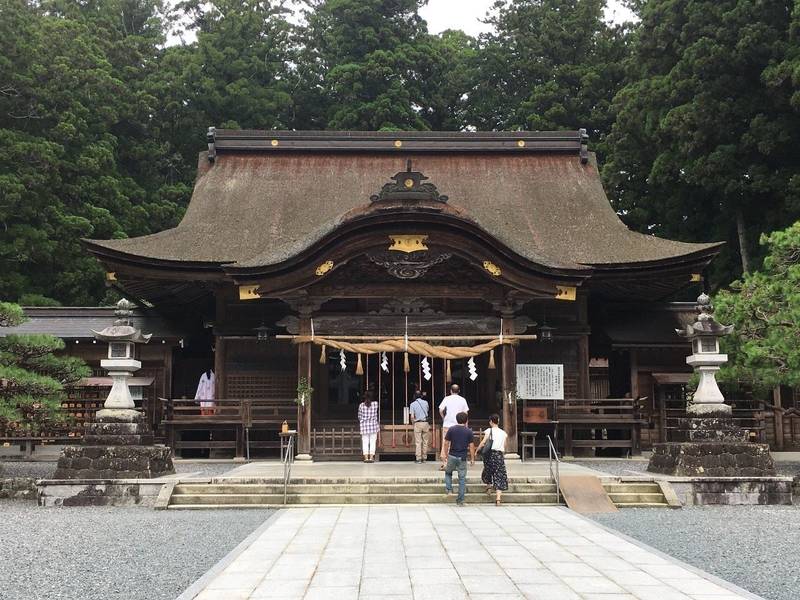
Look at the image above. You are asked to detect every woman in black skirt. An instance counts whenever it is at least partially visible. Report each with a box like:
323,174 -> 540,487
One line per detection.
476,413 -> 509,505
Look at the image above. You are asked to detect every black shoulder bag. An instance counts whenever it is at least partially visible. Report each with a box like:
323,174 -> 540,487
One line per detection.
479,428 -> 493,461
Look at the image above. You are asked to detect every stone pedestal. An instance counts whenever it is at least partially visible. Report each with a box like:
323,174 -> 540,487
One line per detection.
648,415 -> 775,477
54,410 -> 174,479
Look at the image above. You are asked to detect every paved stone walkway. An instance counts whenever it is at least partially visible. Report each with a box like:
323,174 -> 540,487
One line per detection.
186,506 -> 760,600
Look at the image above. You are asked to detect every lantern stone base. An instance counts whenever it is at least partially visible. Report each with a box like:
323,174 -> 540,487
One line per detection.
648,416 -> 775,477
54,411 -> 174,479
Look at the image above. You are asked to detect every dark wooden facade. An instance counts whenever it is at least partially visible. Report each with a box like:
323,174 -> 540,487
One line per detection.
76,129 -> 734,459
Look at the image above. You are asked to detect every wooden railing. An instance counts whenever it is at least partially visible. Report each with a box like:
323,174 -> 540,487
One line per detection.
311,426 -> 362,459
158,398 -> 296,457
556,397 -> 645,457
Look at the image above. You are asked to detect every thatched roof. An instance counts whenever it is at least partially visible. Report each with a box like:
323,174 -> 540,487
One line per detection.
85,130 -> 720,273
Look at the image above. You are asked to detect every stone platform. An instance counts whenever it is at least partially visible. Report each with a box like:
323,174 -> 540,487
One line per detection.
649,441 -> 775,477
54,410 -> 174,479
648,415 -> 775,477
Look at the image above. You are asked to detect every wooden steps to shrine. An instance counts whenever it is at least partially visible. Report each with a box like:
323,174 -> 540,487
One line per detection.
162,477 -> 676,509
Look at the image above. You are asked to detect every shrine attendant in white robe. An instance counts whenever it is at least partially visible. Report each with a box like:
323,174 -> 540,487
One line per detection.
195,370 -> 216,415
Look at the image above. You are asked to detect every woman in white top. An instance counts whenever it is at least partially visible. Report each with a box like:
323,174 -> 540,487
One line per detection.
475,413 -> 509,505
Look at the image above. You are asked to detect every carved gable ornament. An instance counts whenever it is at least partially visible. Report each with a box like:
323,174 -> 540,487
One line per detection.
370,160 -> 448,203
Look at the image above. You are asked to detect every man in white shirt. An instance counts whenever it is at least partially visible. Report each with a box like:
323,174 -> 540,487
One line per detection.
438,384 -> 469,469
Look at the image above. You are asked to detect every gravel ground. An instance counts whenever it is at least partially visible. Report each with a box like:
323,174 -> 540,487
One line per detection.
591,506 -> 800,600
0,461 -> 239,481
0,501 -> 274,600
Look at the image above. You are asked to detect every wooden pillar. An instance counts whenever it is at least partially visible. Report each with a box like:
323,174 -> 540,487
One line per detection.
501,310 -> 519,456
773,386 -> 784,451
214,336 -> 227,400
629,348 -> 639,398
213,285 -> 228,401
296,308 -> 313,459
577,294 -> 590,399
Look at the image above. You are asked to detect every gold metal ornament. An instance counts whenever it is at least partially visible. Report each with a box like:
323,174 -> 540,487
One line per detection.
483,261 -> 502,276
388,235 -> 429,253
271,139 -> 279,146
404,178 -> 414,188
517,140 -> 526,148
238,285 -> 261,300
555,285 -> 577,301
394,140 -> 403,148
315,260 -> 334,276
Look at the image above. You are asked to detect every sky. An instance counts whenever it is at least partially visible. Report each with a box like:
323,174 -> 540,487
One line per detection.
168,1 -> 637,45
419,0 -> 636,36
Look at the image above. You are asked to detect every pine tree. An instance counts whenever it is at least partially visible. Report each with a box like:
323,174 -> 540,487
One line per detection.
0,303 -> 89,435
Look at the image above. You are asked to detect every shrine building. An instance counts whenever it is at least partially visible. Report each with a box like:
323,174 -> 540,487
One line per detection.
77,129 -> 725,460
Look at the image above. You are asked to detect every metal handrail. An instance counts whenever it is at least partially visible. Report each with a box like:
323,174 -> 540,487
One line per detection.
282,434 -> 295,505
547,434 -> 561,504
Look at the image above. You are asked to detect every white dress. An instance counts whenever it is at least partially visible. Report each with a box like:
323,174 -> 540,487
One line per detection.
194,371 -> 216,408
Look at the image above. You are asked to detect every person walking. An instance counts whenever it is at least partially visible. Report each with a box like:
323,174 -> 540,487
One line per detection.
438,384 -> 469,470
476,413 -> 509,506
358,391 -> 379,463
442,412 -> 475,506
409,391 -> 431,463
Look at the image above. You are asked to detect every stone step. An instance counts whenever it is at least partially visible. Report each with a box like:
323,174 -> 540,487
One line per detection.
173,483 -> 557,495
606,492 -> 668,504
602,483 -> 662,494
167,498 -> 563,510
169,492 -> 562,506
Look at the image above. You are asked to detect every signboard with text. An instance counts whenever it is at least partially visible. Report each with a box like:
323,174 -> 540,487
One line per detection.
516,364 -> 564,400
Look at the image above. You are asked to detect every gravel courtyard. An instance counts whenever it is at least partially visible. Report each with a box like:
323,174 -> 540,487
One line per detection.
592,505 -> 800,600
0,501 -> 273,600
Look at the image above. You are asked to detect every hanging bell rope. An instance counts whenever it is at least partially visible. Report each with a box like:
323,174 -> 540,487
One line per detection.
488,348 -> 495,370
319,344 -> 327,364
446,359 -> 452,382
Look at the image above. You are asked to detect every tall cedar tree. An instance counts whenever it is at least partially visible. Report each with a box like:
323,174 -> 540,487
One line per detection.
603,0 -> 800,284
467,0 -> 630,157
0,302 -> 89,434
167,0 -> 296,138
715,222 -> 800,390
297,0 -> 435,130
0,0 -> 185,305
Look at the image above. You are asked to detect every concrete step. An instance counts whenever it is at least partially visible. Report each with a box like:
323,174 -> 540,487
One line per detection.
173,483 -> 557,495
168,492 -> 562,506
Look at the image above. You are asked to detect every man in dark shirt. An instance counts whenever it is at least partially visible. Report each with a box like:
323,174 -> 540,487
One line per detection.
443,411 -> 475,506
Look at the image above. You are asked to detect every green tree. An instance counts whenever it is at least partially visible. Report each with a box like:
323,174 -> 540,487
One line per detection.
0,302 -> 89,433
468,0 -> 630,154
716,222 -> 800,390
297,0 -> 435,130
168,0 -> 296,133
604,0 -> 800,283
0,0 -> 185,305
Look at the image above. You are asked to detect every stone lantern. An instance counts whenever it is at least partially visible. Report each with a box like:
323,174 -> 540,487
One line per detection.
54,299 -> 174,481
92,298 -> 151,414
676,293 -> 734,416
648,293 -> 774,477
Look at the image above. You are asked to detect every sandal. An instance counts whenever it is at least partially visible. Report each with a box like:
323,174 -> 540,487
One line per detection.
495,498 -> 501,506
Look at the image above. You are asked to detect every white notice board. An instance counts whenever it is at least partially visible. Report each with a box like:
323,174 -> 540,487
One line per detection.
516,364 -> 564,400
